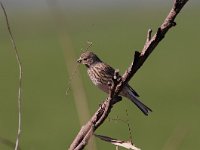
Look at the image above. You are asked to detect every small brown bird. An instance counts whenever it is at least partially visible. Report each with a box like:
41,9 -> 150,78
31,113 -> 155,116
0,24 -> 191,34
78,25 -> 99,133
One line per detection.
77,51 -> 152,115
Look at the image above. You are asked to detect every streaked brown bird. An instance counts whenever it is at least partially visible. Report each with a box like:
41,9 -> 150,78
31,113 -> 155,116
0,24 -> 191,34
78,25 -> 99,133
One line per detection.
77,51 -> 152,115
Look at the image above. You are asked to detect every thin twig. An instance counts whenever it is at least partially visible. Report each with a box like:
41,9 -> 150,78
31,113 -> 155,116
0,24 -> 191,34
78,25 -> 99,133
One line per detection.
125,109 -> 133,144
0,2 -> 23,150
108,116 -> 128,124
66,63 -> 79,95
66,41 -> 93,95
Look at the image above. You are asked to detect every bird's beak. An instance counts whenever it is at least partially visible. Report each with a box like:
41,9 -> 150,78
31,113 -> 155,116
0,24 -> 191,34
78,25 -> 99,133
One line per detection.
77,58 -> 82,63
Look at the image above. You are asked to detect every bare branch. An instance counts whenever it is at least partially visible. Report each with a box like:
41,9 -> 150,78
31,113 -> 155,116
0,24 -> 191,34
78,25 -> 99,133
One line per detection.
69,0 -> 189,149
0,2 -> 23,150
122,0 -> 188,84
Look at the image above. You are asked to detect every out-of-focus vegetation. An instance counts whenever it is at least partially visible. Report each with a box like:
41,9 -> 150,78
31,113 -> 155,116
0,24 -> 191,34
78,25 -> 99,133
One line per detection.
0,2 -> 199,150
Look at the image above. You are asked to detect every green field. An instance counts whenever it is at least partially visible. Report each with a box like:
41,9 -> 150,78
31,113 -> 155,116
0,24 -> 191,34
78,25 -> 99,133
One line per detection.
0,3 -> 200,150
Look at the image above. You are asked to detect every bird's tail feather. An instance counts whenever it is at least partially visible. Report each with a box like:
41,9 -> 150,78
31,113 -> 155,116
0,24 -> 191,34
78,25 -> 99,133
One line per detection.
130,95 -> 152,116
125,86 -> 152,116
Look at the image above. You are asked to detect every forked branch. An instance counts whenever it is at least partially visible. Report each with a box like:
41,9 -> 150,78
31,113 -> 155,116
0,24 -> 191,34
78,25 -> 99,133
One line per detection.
69,0 -> 189,149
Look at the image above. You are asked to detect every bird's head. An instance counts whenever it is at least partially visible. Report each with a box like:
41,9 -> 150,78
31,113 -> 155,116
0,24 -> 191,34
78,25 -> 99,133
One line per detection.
77,51 -> 101,67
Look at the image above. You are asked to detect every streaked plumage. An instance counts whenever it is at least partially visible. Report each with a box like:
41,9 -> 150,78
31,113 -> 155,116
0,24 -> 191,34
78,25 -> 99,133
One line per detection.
77,51 -> 152,115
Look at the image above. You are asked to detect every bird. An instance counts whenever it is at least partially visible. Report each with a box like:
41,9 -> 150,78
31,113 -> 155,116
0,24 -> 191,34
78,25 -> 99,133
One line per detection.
77,51 -> 152,115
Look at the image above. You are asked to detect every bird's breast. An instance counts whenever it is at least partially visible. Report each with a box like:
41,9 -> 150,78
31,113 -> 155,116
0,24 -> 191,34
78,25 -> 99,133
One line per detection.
87,68 -> 101,86
87,67 -> 111,93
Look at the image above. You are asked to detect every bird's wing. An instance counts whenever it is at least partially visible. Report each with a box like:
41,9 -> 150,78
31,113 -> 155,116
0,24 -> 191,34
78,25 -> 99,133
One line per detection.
103,63 -> 115,76
102,63 -> 140,97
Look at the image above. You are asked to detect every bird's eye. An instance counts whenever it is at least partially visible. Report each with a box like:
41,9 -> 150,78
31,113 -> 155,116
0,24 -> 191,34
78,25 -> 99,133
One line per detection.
83,58 -> 87,61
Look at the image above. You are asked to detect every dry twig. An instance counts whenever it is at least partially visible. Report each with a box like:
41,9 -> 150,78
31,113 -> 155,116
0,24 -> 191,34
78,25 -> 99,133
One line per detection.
94,134 -> 140,150
0,2 -> 23,150
69,0 -> 189,149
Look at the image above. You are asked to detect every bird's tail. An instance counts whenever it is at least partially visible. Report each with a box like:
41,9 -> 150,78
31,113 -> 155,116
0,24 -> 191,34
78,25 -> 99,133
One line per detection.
123,86 -> 152,116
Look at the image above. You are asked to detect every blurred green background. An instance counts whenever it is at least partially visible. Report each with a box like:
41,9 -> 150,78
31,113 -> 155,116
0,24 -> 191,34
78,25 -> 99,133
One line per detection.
0,0 -> 199,150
